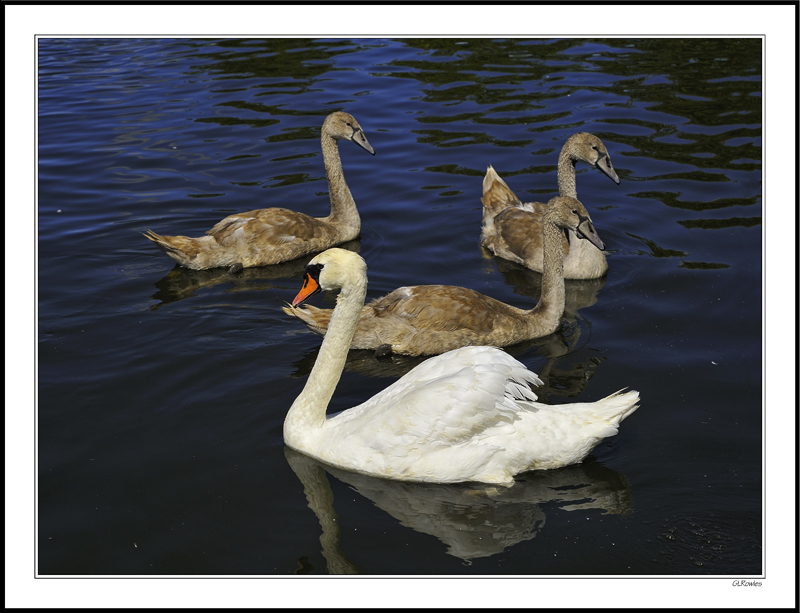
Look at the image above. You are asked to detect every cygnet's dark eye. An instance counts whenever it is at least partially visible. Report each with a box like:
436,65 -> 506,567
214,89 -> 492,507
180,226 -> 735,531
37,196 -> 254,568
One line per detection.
572,209 -> 578,215
592,145 -> 598,151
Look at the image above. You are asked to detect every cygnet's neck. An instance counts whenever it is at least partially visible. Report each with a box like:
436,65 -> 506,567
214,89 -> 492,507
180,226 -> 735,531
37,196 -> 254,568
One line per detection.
526,215 -> 566,335
556,143 -> 580,199
322,133 -> 360,231
556,143 -> 604,270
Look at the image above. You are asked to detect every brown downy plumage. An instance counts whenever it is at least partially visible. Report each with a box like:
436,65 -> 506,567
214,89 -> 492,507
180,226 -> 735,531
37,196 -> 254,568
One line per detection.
481,132 -> 620,280
284,196 -> 604,356
144,112 -> 374,271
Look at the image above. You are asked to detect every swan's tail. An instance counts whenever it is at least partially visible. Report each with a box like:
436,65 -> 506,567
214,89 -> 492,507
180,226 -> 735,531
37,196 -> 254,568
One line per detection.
574,389 -> 640,463
516,389 -> 640,471
589,389 -> 640,431
534,389 -> 639,429
481,165 -> 522,218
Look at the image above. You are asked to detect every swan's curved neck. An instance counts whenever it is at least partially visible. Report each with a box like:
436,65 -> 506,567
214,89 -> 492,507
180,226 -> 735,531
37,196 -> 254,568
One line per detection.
322,133 -> 360,231
285,272 -> 367,439
527,217 -> 565,334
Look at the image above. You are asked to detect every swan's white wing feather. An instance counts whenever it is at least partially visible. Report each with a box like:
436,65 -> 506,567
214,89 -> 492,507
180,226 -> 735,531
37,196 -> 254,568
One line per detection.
330,347 -> 542,448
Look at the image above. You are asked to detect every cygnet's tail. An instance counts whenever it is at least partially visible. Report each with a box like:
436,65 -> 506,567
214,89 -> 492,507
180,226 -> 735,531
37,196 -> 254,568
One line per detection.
481,165 -> 522,218
143,230 -> 203,268
282,304 -> 331,337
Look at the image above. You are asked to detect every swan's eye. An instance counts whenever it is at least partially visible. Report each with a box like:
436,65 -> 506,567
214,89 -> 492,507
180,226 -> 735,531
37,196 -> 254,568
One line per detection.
592,145 -> 598,151
572,209 -> 578,215
306,262 -> 324,279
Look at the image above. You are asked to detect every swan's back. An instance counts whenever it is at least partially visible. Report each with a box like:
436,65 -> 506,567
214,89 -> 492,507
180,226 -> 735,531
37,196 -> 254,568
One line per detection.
315,346 -> 638,484
329,346 -> 541,434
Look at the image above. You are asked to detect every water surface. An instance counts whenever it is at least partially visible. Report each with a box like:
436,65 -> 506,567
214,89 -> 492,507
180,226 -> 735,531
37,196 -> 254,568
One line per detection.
37,37 -> 763,576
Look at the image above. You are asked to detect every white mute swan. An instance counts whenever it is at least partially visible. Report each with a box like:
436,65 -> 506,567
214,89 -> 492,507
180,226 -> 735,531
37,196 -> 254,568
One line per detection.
481,132 -> 620,279
284,247 -> 640,485
145,112 -> 374,272
284,196 -> 604,356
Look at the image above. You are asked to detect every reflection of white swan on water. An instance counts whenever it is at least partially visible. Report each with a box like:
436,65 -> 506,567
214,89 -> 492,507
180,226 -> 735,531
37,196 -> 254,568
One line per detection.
285,448 -> 633,564
285,448 -> 361,575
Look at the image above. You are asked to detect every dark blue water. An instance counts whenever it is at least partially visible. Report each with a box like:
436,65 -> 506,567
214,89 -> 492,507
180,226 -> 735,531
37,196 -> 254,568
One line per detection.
37,38 -> 763,577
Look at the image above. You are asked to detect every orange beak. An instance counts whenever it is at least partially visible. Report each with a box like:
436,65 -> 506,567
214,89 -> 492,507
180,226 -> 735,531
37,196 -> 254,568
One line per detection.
292,272 -> 321,307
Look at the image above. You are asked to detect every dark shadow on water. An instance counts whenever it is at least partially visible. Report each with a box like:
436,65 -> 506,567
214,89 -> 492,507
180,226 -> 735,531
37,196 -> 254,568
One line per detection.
287,316 -> 605,403
482,247 -> 608,320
